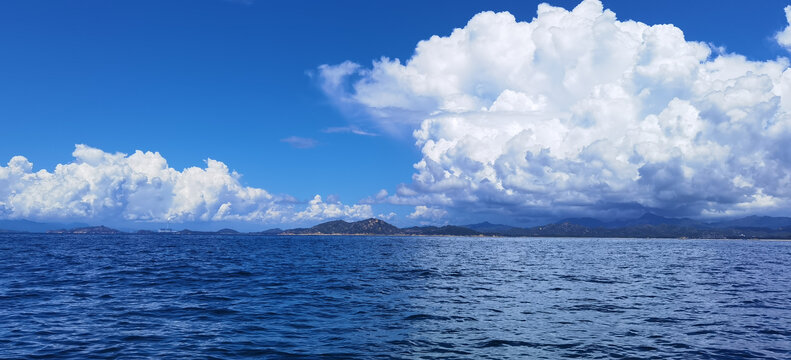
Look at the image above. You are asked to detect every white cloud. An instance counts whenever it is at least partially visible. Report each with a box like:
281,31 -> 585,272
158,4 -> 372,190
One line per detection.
407,205 -> 447,221
777,6 -> 791,51
293,194 -> 373,222
0,145 -> 371,224
378,211 -> 397,220
320,0 -> 791,219
281,136 -> 318,149
322,126 -> 378,136
317,61 -> 360,101
360,189 -> 390,204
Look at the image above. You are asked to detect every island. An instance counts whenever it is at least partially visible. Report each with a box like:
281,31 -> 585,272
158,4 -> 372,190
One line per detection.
1,214 -> 789,239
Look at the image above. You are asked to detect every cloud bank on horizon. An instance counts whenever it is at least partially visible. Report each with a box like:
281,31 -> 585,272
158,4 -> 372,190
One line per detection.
320,0 -> 791,221
0,145 -> 372,224
4,0 -> 791,226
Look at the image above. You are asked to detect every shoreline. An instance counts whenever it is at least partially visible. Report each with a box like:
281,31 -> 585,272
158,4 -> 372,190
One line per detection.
2,232 -> 790,241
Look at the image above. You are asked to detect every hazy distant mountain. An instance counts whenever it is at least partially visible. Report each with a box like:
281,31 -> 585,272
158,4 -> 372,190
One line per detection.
0,219 -> 90,233
506,222 -> 596,237
499,222 -> 791,239
5,213 -> 791,239
171,229 -> 228,235
558,213 -> 791,232
216,228 -> 240,234
283,218 -> 481,236
401,225 -> 481,236
48,226 -> 123,234
134,228 -> 247,235
250,228 -> 283,235
464,221 -> 518,234
709,216 -> 791,230
610,213 -> 701,228
284,218 -> 400,235
556,217 -> 607,228
560,213 -> 701,229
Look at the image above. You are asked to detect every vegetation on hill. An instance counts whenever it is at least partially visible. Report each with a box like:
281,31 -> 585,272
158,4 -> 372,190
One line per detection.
4,214 -> 791,239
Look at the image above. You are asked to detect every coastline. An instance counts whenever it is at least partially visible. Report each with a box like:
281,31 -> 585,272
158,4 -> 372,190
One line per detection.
3,232 -> 791,241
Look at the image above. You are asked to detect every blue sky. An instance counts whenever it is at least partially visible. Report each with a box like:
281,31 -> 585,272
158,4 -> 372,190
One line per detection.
2,0 -> 791,229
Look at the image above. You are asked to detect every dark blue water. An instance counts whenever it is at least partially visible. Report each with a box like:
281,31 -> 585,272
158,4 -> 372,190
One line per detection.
1,235 -> 790,359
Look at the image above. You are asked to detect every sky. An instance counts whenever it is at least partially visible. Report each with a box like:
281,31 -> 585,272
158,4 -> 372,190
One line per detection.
2,0 -> 791,230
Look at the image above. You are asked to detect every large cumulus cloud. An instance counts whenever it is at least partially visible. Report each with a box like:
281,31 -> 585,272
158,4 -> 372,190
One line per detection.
0,145 -> 372,224
320,0 -> 791,219
777,6 -> 791,51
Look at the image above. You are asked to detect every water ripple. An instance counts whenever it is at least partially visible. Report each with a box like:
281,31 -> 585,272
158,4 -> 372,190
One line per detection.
1,234 -> 790,359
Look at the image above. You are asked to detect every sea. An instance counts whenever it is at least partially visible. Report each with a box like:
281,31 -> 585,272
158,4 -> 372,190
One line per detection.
1,234 -> 790,359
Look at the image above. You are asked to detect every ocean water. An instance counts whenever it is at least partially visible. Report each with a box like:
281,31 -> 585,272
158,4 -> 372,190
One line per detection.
1,235 -> 790,359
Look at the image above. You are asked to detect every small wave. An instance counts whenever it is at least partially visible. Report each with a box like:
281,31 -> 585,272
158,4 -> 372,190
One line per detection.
426,347 -> 472,355
645,317 -> 687,323
225,270 -> 255,277
325,285 -> 361,291
120,334 -> 166,342
404,314 -> 451,321
559,304 -> 632,313
2,234 -> 790,359
757,328 -> 791,336
478,339 -> 580,349
557,274 -> 622,284
450,315 -> 478,322
686,329 -> 717,336
94,345 -> 123,354
207,308 -> 240,316
478,339 -> 539,348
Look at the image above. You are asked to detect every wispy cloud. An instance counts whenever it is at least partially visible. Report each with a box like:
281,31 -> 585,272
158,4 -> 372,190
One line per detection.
281,136 -> 318,149
322,126 -> 378,137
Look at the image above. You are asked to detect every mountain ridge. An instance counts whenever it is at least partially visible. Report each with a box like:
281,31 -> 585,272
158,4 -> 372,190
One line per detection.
3,214 -> 791,238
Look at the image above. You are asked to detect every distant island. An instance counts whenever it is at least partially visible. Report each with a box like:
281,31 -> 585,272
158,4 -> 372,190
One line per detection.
2,214 -> 791,239
47,225 -> 123,235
